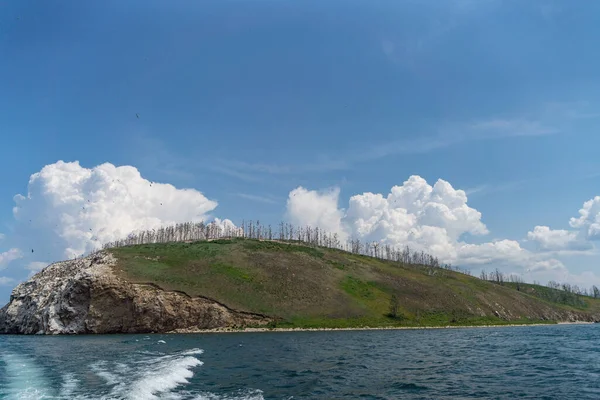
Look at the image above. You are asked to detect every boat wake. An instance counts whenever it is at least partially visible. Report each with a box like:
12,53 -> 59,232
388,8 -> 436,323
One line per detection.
0,348 -> 264,400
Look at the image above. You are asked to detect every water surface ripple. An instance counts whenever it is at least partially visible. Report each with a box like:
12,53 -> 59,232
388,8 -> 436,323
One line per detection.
0,324 -> 598,399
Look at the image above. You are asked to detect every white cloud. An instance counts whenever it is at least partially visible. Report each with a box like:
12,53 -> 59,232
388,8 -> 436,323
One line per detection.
563,271 -> 600,289
26,262 -> 48,272
456,240 -> 526,266
0,277 -> 15,286
528,259 -> 566,273
287,176 -> 493,263
286,187 -> 347,240
342,176 -> 488,255
211,218 -> 243,236
0,248 -> 22,270
570,196 -> 600,240
457,241 -> 568,278
9,160 -> 220,266
526,226 -> 592,252
519,267 -> 600,290
0,233 -> 5,240
23,261 -> 50,278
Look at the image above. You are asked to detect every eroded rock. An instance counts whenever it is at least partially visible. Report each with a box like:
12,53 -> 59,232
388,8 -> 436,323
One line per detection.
0,252 -> 271,334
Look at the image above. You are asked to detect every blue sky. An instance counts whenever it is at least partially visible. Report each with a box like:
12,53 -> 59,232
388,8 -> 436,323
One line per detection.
1,0 -> 600,303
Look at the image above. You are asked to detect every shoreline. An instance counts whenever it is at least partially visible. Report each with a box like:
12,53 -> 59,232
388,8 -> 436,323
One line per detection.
169,321 -> 595,334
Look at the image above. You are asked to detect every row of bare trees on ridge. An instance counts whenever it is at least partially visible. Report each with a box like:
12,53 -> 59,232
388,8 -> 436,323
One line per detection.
101,220 -> 462,273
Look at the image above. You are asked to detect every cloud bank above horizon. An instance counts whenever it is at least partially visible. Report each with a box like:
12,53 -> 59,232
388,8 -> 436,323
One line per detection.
1,161 -> 599,290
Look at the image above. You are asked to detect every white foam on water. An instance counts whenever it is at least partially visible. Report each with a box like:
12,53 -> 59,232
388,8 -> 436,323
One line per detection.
157,340 -> 167,344
90,361 -> 121,386
115,363 -> 131,374
0,347 -> 264,400
0,352 -> 53,399
79,348 -> 205,399
59,373 -> 79,397
191,389 -> 265,400
180,349 -> 204,356
124,355 -> 203,400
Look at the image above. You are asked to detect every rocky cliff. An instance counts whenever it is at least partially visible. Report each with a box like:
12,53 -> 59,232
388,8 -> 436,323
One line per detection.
0,252 -> 271,334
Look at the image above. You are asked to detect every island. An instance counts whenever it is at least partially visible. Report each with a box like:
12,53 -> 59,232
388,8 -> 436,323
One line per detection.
1,238 -> 598,334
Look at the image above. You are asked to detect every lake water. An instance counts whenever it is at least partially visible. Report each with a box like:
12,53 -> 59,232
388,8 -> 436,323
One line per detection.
1,324 -> 599,399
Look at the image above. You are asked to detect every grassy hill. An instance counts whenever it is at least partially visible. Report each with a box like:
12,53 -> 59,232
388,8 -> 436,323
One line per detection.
108,238 -> 600,329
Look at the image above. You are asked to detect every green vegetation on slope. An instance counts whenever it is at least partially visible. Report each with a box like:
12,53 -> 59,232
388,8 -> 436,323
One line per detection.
503,282 -> 589,309
109,239 -> 600,328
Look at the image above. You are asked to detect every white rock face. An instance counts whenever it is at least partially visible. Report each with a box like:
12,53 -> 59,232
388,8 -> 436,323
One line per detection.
0,252 -> 270,334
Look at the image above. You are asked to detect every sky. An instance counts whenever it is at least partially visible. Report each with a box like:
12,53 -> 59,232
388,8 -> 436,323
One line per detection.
1,0 -> 600,304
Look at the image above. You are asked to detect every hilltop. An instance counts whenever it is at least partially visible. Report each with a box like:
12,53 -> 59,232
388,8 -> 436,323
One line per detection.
1,238 -> 599,334
107,238 -> 600,329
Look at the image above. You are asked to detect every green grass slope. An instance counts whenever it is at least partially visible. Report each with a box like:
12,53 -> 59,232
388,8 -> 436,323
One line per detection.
108,239 -> 600,329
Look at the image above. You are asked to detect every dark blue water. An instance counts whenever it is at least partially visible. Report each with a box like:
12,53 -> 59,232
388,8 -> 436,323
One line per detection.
1,324 -> 599,399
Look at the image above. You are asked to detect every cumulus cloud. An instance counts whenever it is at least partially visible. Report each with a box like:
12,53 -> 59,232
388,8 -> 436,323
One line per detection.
0,249 -> 22,270
570,196 -> 600,240
287,176 -> 491,262
526,226 -> 592,252
456,240 -> 526,266
346,176 -> 488,245
7,160 -> 221,272
528,259 -> 567,273
519,196 -> 600,258
211,218 -> 243,236
286,187 -> 347,240
285,175 -> 569,276
457,240 -> 568,276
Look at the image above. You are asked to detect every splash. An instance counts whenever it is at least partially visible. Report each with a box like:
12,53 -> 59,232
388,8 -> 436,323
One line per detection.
125,355 -> 203,399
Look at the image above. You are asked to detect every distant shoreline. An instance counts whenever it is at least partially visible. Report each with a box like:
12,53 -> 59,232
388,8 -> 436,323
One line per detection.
169,321 -> 596,334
